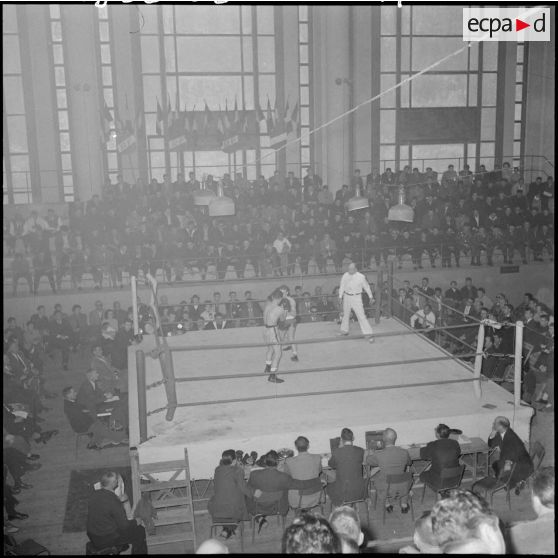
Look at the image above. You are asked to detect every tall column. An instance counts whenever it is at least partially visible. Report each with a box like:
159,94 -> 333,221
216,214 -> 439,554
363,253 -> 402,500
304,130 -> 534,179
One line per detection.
524,15 -> 555,177
280,5 -> 301,174
311,6 -> 351,187
61,4 -> 104,200
111,5 -> 142,184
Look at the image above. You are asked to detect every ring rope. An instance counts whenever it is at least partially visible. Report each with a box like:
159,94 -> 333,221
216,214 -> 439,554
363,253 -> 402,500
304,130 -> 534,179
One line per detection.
146,376 -> 490,414
169,322 -> 479,352
173,353 -> 482,383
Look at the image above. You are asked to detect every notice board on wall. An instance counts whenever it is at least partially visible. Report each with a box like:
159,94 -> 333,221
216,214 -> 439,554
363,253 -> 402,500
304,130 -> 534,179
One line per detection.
398,107 -> 479,143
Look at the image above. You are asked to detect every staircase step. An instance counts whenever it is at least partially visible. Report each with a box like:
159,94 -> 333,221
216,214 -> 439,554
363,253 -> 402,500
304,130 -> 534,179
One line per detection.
152,497 -> 190,509
147,532 -> 195,547
140,460 -> 186,475
141,479 -> 189,492
154,507 -> 191,527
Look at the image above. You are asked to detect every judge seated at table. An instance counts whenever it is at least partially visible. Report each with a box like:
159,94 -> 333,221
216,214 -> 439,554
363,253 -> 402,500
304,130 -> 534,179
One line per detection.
365,428 -> 411,514
326,428 -> 366,506
487,416 -> 533,490
419,423 -> 461,486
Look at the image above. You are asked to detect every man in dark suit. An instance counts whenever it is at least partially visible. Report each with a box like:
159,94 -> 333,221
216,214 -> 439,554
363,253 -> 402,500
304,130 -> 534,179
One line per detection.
87,471 -> 146,554
49,310 -> 72,371
247,451 -> 319,530
326,428 -> 366,506
240,291 -> 263,326
204,313 -> 234,330
188,295 -> 203,322
77,369 -> 128,429
63,387 -> 126,448
487,416 -> 533,489
419,423 -> 461,486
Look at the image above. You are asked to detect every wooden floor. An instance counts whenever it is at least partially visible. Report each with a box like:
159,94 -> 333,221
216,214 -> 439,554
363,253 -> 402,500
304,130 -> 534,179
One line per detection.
9,345 -> 552,555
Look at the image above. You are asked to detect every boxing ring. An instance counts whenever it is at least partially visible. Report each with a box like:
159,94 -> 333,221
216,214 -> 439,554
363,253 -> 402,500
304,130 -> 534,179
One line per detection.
127,274 -> 534,479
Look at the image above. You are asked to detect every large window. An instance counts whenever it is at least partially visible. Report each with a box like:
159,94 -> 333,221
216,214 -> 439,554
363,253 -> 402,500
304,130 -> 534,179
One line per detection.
3,4 -> 32,204
379,5 -> 512,172
96,4 -> 118,182
298,5 -> 312,171
139,5 -> 277,180
49,4 -> 75,201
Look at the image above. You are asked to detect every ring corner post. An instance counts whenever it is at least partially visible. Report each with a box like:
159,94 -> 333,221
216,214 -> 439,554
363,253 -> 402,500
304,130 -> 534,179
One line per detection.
473,322 -> 485,399
163,344 -> 178,422
136,349 -> 148,444
514,321 -> 524,408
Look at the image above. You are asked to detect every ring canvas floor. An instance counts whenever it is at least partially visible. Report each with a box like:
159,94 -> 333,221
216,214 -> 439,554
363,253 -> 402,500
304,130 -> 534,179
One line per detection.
128,318 -> 533,479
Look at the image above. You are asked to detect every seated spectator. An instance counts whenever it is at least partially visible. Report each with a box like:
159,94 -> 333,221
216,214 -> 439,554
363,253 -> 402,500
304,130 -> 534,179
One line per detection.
208,449 -> 260,539
410,304 -> 436,330
430,489 -> 505,554
508,466 -> 554,555
204,313 -> 234,330
90,344 -> 119,393
68,304 -> 88,351
282,512 -> 340,554
365,428 -> 412,514
62,386 -> 127,449
86,471 -> 147,554
5,317 -> 25,348
486,416 -> 533,490
284,436 -> 323,510
76,368 -> 128,430
48,310 -> 72,371
247,450 -> 319,530
326,428 -> 366,507
399,511 -> 442,554
419,424 -> 461,487
329,505 -> 364,549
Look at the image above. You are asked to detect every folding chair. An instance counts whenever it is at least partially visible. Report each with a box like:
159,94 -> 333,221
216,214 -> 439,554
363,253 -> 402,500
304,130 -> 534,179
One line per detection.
473,463 -> 517,509
422,465 -> 465,502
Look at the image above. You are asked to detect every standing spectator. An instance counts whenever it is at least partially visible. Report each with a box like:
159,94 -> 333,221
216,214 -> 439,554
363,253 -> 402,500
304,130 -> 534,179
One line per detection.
68,304 -> 88,352
273,232 -> 292,276
89,301 -> 105,335
11,253 -> 33,296
460,277 -> 477,301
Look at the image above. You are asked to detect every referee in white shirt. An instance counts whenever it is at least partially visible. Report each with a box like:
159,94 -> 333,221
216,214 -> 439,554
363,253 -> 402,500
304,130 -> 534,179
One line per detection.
338,263 -> 375,342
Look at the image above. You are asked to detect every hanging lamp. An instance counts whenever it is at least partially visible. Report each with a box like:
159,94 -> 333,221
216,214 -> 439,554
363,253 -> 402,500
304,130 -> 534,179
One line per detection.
208,180 -> 235,217
345,185 -> 369,212
388,186 -> 414,222
193,174 -> 217,206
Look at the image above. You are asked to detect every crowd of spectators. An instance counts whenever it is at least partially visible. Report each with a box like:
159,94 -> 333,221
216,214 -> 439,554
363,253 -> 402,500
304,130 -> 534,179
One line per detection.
195,424 -> 554,554
4,162 -> 554,295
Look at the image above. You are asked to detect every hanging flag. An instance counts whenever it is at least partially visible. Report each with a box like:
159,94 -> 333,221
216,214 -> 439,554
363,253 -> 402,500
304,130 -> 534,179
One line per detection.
166,93 -> 173,129
216,105 -> 224,136
203,100 -> 213,133
255,103 -> 265,122
283,98 -> 290,122
288,102 -> 299,135
101,99 -> 113,143
155,98 -> 164,136
233,97 -> 240,130
265,97 -> 274,136
183,103 -> 190,135
270,98 -> 287,147
191,104 -> 198,134
223,99 -> 231,131
135,109 -> 144,138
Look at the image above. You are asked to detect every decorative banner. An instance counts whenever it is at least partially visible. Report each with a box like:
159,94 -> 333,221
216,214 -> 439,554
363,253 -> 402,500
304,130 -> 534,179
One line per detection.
116,132 -> 137,153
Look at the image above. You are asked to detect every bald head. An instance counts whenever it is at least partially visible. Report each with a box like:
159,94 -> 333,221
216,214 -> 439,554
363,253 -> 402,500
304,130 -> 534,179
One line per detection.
196,539 -> 229,554
348,263 -> 357,275
383,428 -> 397,445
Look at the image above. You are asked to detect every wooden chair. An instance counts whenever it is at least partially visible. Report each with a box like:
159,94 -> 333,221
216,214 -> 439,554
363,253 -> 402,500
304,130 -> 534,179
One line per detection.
209,520 -> 244,552
250,491 -> 286,544
382,472 -> 414,524
515,441 -> 546,495
340,479 -> 371,529
289,484 -> 326,517
473,463 -> 517,509
422,465 -> 465,502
